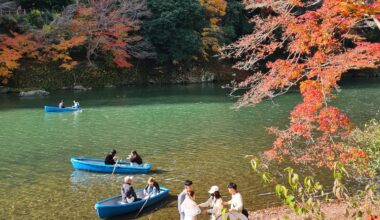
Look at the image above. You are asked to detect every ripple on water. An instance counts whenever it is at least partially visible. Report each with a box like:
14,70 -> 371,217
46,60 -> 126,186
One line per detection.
0,83 -> 378,219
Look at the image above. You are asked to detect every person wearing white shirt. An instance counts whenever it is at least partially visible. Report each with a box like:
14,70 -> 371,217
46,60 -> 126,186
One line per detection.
58,100 -> 65,108
223,182 -> 243,213
178,180 -> 193,220
72,100 -> 80,108
180,190 -> 201,220
198,185 -> 223,220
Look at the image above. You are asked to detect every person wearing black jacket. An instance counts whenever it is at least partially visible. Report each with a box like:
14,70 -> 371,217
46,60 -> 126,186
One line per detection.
104,149 -> 117,165
127,150 -> 143,165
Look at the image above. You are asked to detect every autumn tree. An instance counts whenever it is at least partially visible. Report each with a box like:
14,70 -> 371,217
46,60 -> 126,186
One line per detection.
0,32 -> 37,84
222,0 -> 380,172
0,30 -> 86,84
199,0 -> 227,60
52,0 -> 154,68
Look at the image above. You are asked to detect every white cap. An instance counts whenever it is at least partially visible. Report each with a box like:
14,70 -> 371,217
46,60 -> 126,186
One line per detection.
124,176 -> 133,182
208,185 -> 219,194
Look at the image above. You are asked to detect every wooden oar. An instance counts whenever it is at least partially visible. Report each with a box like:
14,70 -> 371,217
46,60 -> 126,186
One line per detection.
111,160 -> 119,175
135,194 -> 151,218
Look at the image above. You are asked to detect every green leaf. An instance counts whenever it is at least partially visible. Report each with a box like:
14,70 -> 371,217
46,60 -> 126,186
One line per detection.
250,158 -> 258,172
295,206 -> 303,215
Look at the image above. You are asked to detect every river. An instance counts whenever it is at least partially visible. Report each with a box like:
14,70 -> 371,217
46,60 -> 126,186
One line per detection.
0,80 -> 379,219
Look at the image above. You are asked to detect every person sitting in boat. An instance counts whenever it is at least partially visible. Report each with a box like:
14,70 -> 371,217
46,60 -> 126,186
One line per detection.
72,100 -> 80,108
127,150 -> 143,165
198,186 -> 223,220
121,176 -> 140,203
58,100 -> 65,108
104,149 -> 117,165
143,177 -> 160,198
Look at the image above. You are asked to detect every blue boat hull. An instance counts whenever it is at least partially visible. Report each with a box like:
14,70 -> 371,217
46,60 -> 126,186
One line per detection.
44,106 -> 81,112
95,187 -> 169,218
70,158 -> 152,174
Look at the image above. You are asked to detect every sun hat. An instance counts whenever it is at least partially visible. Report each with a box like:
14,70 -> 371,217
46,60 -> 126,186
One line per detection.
208,185 -> 219,194
124,176 -> 133,182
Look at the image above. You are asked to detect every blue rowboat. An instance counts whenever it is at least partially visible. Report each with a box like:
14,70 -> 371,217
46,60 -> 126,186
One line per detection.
95,187 -> 169,218
44,106 -> 81,112
70,158 -> 152,174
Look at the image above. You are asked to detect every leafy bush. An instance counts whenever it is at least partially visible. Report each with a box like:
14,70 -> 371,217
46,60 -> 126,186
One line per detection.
250,157 -> 379,220
346,119 -> 380,177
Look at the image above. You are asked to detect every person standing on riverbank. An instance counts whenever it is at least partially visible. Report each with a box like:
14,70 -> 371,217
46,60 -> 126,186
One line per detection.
198,185 -> 223,220
178,180 -> 193,220
223,183 -> 243,213
181,190 -> 201,220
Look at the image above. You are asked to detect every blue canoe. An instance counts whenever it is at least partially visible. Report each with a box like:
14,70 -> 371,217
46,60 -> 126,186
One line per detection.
95,187 -> 169,218
70,158 -> 152,174
44,106 -> 81,112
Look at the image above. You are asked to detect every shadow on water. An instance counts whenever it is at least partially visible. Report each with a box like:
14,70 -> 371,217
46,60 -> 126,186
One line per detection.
0,84 -> 232,111
109,195 -> 178,220
148,169 -> 169,175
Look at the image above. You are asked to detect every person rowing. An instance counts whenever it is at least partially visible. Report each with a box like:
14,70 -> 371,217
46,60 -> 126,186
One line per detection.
143,177 -> 160,198
105,149 -> 117,165
58,100 -> 65,108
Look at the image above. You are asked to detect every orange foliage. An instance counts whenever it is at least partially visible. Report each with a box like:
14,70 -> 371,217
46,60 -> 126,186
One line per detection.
0,32 -> 38,82
68,2 -> 135,68
224,0 -> 380,170
199,0 -> 227,59
0,31 -> 87,84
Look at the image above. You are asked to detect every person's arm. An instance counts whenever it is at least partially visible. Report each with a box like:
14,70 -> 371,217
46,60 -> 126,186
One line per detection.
121,185 -> 126,201
223,199 -> 232,205
198,197 -> 212,208
143,187 -> 148,196
131,187 -> 138,200
178,192 -> 184,212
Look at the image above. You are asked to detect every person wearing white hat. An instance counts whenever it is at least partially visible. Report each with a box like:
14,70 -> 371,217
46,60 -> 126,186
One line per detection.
121,176 -> 139,203
198,185 -> 224,220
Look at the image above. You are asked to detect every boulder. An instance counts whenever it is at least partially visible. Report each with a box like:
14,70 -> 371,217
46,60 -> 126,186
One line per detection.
19,89 -> 49,97
73,84 -> 92,91
201,71 -> 215,82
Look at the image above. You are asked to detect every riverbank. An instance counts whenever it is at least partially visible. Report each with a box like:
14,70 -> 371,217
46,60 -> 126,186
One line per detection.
3,60 -> 250,93
248,200 -> 380,220
2,60 -> 379,95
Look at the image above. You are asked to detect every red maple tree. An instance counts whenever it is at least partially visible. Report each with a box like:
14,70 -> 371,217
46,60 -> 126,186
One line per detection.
223,0 -> 380,170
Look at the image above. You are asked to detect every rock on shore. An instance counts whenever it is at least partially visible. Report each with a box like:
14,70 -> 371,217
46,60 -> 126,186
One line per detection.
19,89 -> 50,97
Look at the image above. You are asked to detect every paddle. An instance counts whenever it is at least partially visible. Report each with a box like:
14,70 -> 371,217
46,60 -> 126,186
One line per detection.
135,194 -> 151,218
111,160 -> 119,175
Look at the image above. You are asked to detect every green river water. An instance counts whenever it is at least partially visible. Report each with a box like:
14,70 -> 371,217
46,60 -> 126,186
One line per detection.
0,81 -> 379,219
